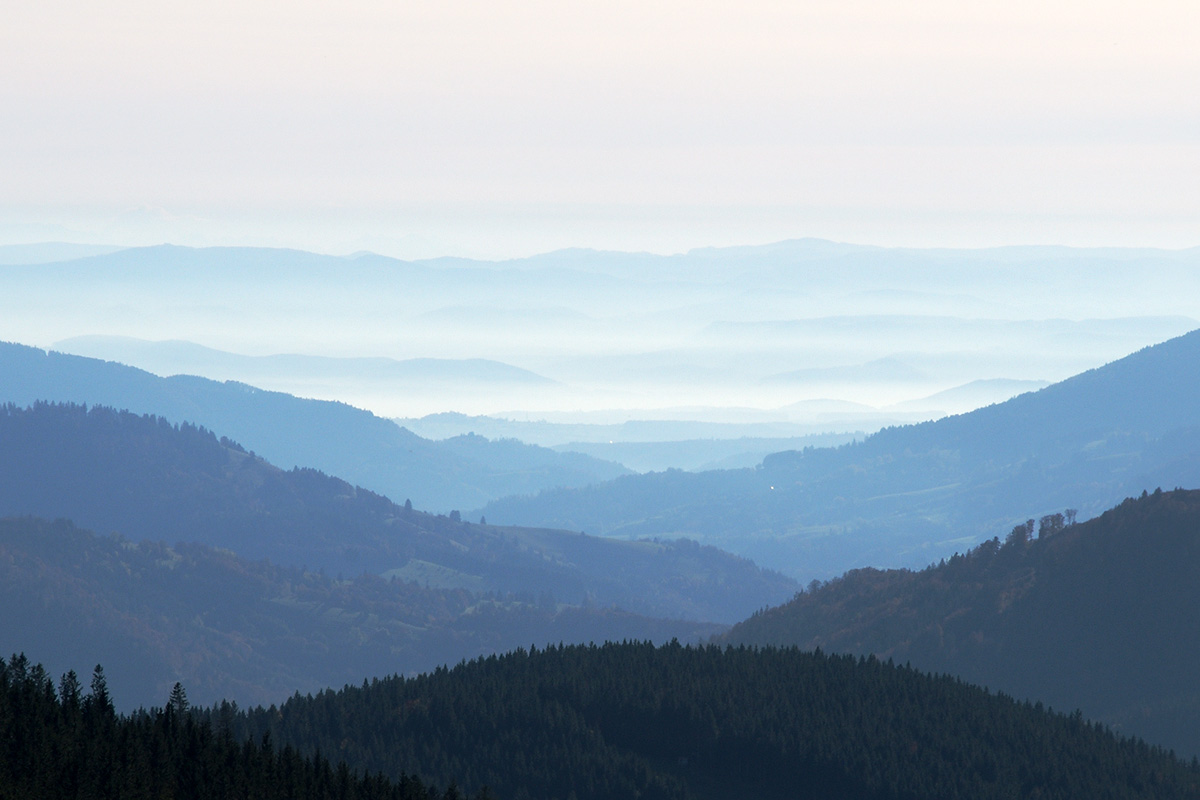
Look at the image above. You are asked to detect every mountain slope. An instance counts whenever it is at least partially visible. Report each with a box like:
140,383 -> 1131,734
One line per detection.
0,402 -> 795,623
722,487 -> 1200,757
219,641 -> 1200,800
0,516 -> 720,710
0,340 -> 627,511
481,329 -> 1200,579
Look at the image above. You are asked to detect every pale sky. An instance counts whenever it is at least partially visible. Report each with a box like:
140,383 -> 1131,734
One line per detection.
3,1 -> 1198,258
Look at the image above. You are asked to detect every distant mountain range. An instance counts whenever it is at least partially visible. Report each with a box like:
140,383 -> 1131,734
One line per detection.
0,341 -> 626,511
883,377 -> 1050,413
53,335 -> 556,385
398,411 -> 865,471
397,411 -> 873,444
395,381 -> 1045,473
549,434 -> 862,473
4,241 -> 1196,417
479,329 -> 1200,580
764,355 -> 929,384
0,241 -> 125,264
722,487 -> 1200,758
0,402 -> 794,626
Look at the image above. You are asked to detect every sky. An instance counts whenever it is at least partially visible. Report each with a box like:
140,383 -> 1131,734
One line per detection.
3,1 -> 1198,259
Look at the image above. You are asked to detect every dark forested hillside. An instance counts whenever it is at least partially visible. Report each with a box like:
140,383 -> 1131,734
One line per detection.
0,402 -> 795,623
0,653 -> 471,800
0,340 -> 628,512
723,487 -> 1200,757
481,329 -> 1200,579
0,516 -> 719,709
219,641 -> 1200,800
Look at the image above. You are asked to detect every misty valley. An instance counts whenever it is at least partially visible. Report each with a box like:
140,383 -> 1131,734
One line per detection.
4,242 -> 1200,799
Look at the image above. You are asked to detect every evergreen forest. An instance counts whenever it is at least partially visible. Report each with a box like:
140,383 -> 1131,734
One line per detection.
215,641 -> 1200,800
723,487 -> 1200,756
0,653 -> 478,800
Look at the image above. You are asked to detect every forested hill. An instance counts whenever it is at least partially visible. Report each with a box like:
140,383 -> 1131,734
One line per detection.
218,641 -> 1200,800
722,488 -> 1200,757
0,402 -> 795,623
480,328 -> 1200,580
0,516 -> 719,709
0,340 -> 629,511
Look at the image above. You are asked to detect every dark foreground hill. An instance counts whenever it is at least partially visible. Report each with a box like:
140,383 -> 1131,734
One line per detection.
0,402 -> 794,623
0,653 -> 473,800
217,641 -> 1200,800
723,488 -> 1200,757
0,516 -> 718,709
0,340 -> 628,512
481,329 -> 1200,579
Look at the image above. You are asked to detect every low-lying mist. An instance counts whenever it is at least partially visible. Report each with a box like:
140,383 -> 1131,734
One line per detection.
4,240 -> 1195,428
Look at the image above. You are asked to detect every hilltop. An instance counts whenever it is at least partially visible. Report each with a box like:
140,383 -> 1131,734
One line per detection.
723,487 -> 1200,756
219,640 -> 1200,800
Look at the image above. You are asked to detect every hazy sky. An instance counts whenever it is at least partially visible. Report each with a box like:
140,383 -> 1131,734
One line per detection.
4,1 -> 1198,258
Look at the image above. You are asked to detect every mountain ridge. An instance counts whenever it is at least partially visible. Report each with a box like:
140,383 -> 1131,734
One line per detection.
722,486 -> 1200,757
0,341 -> 625,511
0,515 -> 722,710
217,639 -> 1200,800
0,401 -> 795,624
479,328 -> 1200,579
53,335 -> 558,385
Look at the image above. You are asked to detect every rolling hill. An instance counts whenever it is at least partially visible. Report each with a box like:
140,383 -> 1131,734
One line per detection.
0,401 -> 795,624
0,516 -> 720,710
722,487 -> 1200,757
0,340 -> 627,512
216,640 -> 1200,800
480,328 -> 1200,580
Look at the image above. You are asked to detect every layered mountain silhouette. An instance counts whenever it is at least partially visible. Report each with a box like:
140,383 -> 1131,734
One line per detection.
53,335 -> 556,384
6,241 -> 1200,798
6,243 -> 1197,428
722,487 -> 1200,757
481,329 -> 1200,579
0,341 -> 627,511
0,402 -> 794,624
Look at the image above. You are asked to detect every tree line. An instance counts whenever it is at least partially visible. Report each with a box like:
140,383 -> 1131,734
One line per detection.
0,653 -> 481,800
